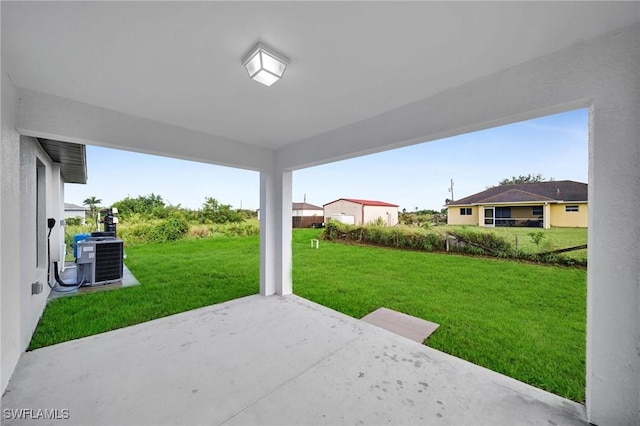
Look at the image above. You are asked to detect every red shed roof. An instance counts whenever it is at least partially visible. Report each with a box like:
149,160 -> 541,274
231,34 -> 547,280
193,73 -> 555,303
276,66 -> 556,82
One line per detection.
324,198 -> 399,207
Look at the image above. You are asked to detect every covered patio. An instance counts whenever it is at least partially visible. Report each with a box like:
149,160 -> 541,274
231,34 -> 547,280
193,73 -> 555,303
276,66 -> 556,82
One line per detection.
2,295 -> 586,425
1,3 -> 638,425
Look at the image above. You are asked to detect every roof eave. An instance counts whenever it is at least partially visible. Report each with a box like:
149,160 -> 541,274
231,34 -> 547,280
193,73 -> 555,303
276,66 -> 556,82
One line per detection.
448,200 -> 589,207
38,138 -> 88,184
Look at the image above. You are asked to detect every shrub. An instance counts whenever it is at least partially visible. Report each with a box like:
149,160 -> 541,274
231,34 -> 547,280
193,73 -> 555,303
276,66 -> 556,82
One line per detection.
65,217 -> 83,226
450,227 -> 513,255
323,222 -> 447,253
117,223 -> 156,246
152,214 -> 189,242
528,231 -> 546,247
322,222 -> 586,266
372,217 -> 385,227
186,222 -> 260,239
423,233 -> 445,251
64,223 -> 97,257
188,225 -> 211,238
200,197 -> 245,224
64,232 -> 74,257
219,222 -> 259,237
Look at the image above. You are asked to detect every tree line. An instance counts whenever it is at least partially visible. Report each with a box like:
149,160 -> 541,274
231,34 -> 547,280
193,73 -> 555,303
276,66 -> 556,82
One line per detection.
81,193 -> 256,224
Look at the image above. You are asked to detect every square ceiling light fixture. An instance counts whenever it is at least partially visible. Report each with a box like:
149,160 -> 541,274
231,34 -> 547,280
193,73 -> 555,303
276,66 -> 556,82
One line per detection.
242,42 -> 290,87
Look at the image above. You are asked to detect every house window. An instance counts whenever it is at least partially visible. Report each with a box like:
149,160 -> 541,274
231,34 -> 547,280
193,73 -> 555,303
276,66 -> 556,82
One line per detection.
565,205 -> 579,212
495,207 -> 511,218
532,206 -> 543,216
460,208 -> 472,216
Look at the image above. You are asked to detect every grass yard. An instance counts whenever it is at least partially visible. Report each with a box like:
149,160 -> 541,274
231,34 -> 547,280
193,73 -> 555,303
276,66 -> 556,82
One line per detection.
29,236 -> 259,349
293,229 -> 586,402
30,228 -> 586,402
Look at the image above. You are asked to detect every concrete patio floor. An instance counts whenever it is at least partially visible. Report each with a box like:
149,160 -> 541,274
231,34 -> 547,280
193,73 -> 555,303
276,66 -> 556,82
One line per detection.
1,295 -> 587,425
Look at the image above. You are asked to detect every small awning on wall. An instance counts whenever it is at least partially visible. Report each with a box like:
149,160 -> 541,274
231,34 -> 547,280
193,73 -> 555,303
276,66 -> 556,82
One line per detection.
37,139 -> 87,184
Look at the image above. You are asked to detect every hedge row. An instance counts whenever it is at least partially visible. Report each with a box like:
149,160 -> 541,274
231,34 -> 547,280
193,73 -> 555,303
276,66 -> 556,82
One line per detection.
65,217 -> 259,250
321,222 -> 585,266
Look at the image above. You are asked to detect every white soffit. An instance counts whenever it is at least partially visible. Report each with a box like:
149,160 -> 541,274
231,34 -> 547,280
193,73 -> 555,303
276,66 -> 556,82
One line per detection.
2,2 -> 638,150
37,138 -> 87,184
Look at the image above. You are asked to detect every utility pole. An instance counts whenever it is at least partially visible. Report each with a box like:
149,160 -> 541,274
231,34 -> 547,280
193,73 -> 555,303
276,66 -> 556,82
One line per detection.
448,179 -> 454,202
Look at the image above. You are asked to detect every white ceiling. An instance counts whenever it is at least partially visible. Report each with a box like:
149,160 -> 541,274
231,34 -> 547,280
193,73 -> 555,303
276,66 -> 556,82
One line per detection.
2,1 -> 639,150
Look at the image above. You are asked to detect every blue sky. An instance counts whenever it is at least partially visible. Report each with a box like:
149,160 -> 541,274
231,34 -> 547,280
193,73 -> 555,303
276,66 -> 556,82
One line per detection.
65,108 -> 588,212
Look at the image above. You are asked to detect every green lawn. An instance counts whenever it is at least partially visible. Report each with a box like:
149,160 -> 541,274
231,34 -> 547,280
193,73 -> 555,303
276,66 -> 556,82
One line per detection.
29,236 -> 259,348
30,229 -> 586,402
293,229 -> 586,402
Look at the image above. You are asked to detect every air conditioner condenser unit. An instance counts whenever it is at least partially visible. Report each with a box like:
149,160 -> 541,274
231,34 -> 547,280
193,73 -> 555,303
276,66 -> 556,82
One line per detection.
77,236 -> 124,286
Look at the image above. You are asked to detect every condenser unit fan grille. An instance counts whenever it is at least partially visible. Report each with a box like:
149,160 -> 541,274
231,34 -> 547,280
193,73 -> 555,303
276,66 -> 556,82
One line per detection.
94,241 -> 123,283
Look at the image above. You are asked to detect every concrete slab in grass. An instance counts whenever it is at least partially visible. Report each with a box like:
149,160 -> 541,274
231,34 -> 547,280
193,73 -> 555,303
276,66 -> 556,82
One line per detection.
361,307 -> 439,343
48,262 -> 139,300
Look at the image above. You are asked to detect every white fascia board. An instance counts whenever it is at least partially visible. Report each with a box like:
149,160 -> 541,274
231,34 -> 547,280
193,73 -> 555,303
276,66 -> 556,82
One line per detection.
471,201 -> 557,206
16,88 -> 274,172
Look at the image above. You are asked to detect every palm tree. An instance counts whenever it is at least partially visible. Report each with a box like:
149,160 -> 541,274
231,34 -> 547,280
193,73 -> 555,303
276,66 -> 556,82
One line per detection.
82,196 -> 102,220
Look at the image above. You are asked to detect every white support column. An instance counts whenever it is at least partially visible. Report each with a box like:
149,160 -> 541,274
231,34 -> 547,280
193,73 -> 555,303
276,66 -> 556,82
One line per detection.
259,171 -> 276,296
259,167 -> 292,296
276,170 -> 292,295
587,93 -> 640,425
543,203 -> 551,229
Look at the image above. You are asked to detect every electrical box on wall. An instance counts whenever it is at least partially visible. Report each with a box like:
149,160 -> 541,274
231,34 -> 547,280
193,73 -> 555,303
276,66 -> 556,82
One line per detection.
31,281 -> 43,295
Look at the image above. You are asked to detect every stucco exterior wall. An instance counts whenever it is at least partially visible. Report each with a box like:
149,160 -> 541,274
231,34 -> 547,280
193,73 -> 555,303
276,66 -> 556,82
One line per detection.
447,205 -> 477,225
550,203 -> 588,227
324,200 -> 363,225
1,73 -> 65,393
19,135 -> 56,351
1,70 -> 22,393
363,205 -> 398,226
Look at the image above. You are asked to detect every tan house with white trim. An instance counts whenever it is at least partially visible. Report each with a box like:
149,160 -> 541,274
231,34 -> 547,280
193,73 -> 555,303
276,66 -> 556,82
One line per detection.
447,181 -> 587,229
